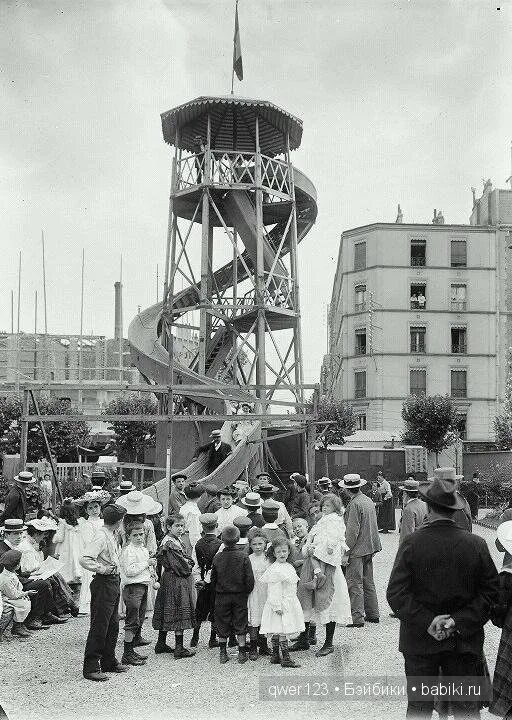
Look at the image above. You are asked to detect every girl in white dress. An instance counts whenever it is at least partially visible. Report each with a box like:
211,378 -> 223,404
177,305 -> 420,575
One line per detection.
301,493 -> 352,657
247,528 -> 270,660
76,491 -> 109,614
53,499 -> 82,584
259,537 -> 304,668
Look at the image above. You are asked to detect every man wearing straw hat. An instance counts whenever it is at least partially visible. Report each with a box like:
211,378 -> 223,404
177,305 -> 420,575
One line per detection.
387,468 -> 498,719
398,478 -> 428,546
339,473 -> 381,627
0,471 -> 36,524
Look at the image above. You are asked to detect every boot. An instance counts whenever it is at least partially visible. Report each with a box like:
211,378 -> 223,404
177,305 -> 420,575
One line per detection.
11,622 -> 31,638
133,628 -> 151,647
155,630 -> 174,654
270,635 -> 280,665
290,622 -> 310,651
191,625 -> 200,648
219,641 -> 229,664
122,641 -> 146,666
248,627 -> 259,661
280,639 -> 300,668
316,621 -> 335,657
208,627 -> 220,648
174,633 -> 195,659
227,632 -> 238,647
258,631 -> 270,656
238,646 -> 248,664
308,623 -> 317,646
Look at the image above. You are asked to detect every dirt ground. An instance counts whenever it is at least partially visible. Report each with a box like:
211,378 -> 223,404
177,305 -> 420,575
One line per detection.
0,518 -> 502,720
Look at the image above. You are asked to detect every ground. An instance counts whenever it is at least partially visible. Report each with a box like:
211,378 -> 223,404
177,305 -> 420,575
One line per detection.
0,519 -> 503,720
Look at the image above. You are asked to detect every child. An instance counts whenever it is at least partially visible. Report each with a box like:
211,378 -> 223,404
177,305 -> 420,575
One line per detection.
260,499 -> 286,545
77,490 -> 110,614
247,527 -> 270,660
303,494 -> 348,590
214,488 -> 247,532
53,499 -> 82,585
191,513 -> 222,648
233,516 -> 253,552
179,482 -> 204,556
152,514 -> 196,659
211,525 -> 254,664
259,537 -> 305,668
120,523 -> 158,666
81,503 -> 127,681
0,549 -> 37,638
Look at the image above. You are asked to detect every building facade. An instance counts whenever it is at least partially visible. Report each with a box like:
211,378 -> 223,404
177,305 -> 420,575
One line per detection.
324,182 -> 512,441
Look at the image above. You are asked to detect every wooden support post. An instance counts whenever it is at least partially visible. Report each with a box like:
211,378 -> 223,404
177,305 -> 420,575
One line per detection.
28,390 -> 63,509
20,390 -> 29,469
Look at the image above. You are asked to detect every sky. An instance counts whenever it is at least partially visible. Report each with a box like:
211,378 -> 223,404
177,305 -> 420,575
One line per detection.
1,0 -> 512,383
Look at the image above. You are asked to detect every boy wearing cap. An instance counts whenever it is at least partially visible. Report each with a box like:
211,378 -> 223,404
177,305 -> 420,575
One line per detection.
214,488 -> 248,532
255,480 -> 293,538
233,516 -> 253,552
211,526 -> 255,664
168,474 -> 188,515
261,500 -> 286,545
191,514 -> 222,648
81,503 -> 128,682
398,479 -> 427,545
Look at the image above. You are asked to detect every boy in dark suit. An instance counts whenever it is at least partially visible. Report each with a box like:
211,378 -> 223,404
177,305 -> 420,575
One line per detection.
191,513 -> 222,649
211,526 -> 254,664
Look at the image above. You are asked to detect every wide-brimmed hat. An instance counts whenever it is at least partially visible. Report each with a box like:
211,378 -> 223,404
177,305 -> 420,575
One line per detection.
497,521 -> 512,556
317,476 -> 332,488
338,473 -> 367,489
15,471 -> 35,484
145,498 -> 163,516
115,490 -> 156,515
418,468 -> 465,511
240,492 -> 262,509
116,480 -> 136,493
76,489 -> 111,506
399,479 -> 420,493
27,517 -> 58,532
0,518 -> 27,533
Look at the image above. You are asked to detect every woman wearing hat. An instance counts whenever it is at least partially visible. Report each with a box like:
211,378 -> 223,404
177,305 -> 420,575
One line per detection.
76,491 -> 110,614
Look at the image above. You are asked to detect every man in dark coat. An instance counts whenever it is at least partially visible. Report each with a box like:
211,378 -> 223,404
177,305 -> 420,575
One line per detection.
289,473 -> 311,519
0,471 -> 35,523
193,430 -> 232,474
387,467 -> 499,719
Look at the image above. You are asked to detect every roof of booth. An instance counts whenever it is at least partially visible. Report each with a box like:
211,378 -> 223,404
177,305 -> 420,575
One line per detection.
161,96 -> 303,157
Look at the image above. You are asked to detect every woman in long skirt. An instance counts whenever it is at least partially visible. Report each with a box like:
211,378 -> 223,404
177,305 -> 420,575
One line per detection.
376,472 -> 396,533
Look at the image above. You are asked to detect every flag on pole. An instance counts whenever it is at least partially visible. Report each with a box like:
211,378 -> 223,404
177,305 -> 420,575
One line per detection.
233,1 -> 243,81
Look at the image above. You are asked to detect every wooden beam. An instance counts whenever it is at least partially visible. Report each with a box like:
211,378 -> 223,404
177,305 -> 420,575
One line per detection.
12,381 -> 319,393
22,413 -> 315,423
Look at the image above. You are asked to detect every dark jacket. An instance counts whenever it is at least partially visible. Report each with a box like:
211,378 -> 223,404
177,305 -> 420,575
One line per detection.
0,484 -> 27,523
387,518 -> 499,656
195,441 -> 232,473
246,510 -> 264,528
194,534 -> 222,580
211,546 -> 254,595
197,494 -> 221,514
289,488 -> 311,519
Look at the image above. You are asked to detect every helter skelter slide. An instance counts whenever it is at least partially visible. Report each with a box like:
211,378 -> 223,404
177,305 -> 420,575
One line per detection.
128,97 -> 317,509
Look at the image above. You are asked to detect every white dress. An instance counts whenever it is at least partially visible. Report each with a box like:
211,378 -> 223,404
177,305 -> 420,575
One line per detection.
247,554 -> 270,627
302,512 -> 352,626
77,516 -> 104,614
259,561 -> 305,637
53,520 -> 82,583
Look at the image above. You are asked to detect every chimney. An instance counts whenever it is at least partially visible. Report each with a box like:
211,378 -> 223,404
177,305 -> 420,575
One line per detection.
114,281 -> 123,341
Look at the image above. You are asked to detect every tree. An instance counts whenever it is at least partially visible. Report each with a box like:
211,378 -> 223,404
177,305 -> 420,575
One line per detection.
494,349 -> 512,449
306,394 -> 355,476
102,395 -> 157,463
2,396 -> 89,462
401,394 -> 458,466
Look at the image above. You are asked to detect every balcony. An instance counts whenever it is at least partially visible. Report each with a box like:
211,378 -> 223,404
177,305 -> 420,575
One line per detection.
451,344 -> 467,355
354,302 -> 366,312
451,301 -> 466,312
411,256 -> 426,267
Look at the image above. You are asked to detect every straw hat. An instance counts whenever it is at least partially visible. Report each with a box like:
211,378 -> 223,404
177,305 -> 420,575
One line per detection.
15,471 -> 35,485
116,479 -> 136,493
399,479 -> 420,493
115,490 -> 156,515
27,517 -> 58,532
145,498 -> 163,516
240,492 -> 262,509
0,518 -> 27,533
338,473 -> 367,489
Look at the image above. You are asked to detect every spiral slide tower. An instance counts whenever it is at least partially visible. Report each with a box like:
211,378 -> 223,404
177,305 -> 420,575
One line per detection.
128,96 -> 317,503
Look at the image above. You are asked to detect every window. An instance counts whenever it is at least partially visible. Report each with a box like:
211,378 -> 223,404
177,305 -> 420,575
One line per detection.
455,414 -> 467,440
355,284 -> 366,311
451,327 -> 467,354
410,369 -> 426,396
411,238 -> 426,267
451,284 -> 467,311
451,369 -> 467,398
356,414 -> 367,430
410,283 -> 426,310
355,370 -> 366,399
355,329 -> 367,355
451,239 -> 467,267
410,326 -> 426,354
354,242 -> 366,271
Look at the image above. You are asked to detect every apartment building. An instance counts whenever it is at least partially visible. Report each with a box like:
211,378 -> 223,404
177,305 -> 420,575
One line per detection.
324,180 -> 512,441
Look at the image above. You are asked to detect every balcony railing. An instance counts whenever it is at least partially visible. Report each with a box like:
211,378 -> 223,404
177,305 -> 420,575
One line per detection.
452,344 -> 467,355
451,388 -> 467,398
410,299 -> 426,310
355,302 -> 366,312
451,301 -> 467,311
355,346 -> 367,356
411,256 -> 426,267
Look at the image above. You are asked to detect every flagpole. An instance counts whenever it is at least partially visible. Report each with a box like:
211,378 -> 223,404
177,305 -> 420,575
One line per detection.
231,0 -> 238,95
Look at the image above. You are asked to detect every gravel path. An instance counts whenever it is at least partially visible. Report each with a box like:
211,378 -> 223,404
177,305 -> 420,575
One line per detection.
0,520 -> 503,720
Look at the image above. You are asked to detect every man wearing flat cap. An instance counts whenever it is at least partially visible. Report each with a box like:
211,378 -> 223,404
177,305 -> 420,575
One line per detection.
193,430 -> 232,475
387,467 -> 499,719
